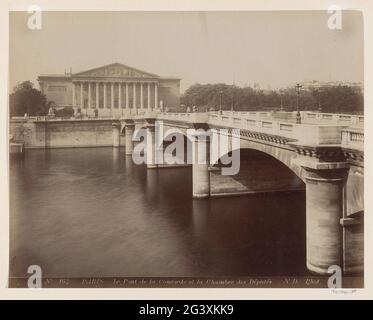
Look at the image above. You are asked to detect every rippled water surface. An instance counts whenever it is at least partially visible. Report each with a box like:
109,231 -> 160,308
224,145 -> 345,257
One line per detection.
10,148 -> 307,278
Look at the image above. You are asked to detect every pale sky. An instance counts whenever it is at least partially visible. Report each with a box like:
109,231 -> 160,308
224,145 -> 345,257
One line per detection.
9,11 -> 363,92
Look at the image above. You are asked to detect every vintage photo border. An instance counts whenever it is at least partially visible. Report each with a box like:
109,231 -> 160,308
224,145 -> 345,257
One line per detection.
0,0 -> 372,299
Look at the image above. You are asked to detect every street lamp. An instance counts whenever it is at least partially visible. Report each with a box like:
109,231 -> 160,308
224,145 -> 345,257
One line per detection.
219,90 -> 223,113
280,89 -> 284,111
193,93 -> 197,112
295,83 -> 302,124
317,88 -> 322,113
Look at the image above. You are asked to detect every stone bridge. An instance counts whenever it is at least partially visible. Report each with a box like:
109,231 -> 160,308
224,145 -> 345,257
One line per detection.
114,110 -> 364,276
10,110 -> 364,276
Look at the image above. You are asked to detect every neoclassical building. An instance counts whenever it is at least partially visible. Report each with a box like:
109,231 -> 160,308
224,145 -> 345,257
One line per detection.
37,63 -> 181,116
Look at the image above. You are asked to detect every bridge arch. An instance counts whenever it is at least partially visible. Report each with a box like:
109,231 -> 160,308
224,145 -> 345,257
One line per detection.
236,139 -> 306,183
212,147 -> 306,197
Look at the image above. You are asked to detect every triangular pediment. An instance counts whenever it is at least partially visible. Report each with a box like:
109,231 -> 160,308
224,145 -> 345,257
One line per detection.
74,63 -> 159,78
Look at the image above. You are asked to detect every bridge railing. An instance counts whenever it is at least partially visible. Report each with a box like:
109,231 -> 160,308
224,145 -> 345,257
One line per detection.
158,112 -> 351,146
11,115 -> 121,122
158,112 -> 209,123
341,128 -> 364,150
208,113 -> 350,146
220,110 -> 364,126
140,112 -> 364,148
301,112 -> 364,126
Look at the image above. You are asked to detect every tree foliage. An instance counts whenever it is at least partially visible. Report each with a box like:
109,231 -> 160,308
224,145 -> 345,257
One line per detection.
9,81 -> 48,116
181,83 -> 363,114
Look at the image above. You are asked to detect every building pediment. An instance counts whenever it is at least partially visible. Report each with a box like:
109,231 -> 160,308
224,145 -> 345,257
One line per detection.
73,63 -> 159,79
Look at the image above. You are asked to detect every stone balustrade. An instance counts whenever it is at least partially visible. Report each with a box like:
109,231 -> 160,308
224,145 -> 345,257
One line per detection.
210,113 -> 347,146
157,111 -> 362,149
341,127 -> 364,150
221,110 -> 364,126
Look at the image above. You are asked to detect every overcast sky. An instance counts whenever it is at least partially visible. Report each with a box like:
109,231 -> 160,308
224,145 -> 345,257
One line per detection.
9,10 -> 363,92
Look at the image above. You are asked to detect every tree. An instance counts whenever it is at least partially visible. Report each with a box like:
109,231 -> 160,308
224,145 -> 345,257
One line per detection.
9,81 -> 47,117
310,86 -> 363,114
180,83 -> 363,114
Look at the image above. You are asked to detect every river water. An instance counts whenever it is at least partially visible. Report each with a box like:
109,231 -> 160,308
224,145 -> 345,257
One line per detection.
10,147 -> 307,278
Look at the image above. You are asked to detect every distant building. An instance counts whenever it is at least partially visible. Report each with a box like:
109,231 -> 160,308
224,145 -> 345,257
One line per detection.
37,63 -> 181,116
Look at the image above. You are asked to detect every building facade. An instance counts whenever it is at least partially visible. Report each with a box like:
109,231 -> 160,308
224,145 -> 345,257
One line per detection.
38,63 -> 181,116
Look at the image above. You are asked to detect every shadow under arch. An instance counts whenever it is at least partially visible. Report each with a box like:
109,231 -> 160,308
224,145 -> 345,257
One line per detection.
215,140 -> 306,183
121,124 -> 147,136
213,147 -> 306,195
121,126 -> 126,135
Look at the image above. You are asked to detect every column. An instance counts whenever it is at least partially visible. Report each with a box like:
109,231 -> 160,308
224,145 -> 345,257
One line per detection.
304,167 -> 348,274
118,83 -> 122,109
140,83 -> 144,109
147,83 -> 151,111
96,82 -> 99,108
112,122 -> 121,147
80,82 -> 83,108
111,82 -> 114,109
103,83 -> 107,109
154,83 -> 158,109
192,131 -> 210,198
88,82 -> 91,109
72,82 -> 76,107
124,121 -> 135,155
146,119 -> 157,169
133,82 -> 136,111
126,83 -> 129,110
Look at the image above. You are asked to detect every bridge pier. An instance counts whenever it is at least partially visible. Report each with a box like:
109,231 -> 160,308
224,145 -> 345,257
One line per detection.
303,165 -> 349,275
124,120 -> 135,155
112,123 -> 121,147
192,131 -> 211,198
146,119 -> 158,169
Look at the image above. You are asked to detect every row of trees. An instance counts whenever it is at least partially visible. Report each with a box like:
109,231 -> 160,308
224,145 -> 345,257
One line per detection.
181,83 -> 364,114
9,80 -> 364,117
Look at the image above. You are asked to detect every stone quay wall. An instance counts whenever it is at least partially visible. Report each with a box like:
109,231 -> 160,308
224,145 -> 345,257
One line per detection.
10,118 -> 125,148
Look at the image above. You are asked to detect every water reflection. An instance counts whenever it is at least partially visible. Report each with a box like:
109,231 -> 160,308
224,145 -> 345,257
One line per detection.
192,199 -> 210,238
146,169 -> 159,202
112,148 -> 120,171
10,147 -> 307,278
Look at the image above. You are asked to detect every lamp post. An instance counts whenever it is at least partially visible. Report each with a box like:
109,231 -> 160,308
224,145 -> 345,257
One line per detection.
219,90 -> 223,113
317,88 -> 322,113
280,89 -> 284,111
193,93 -> 197,112
295,83 -> 302,124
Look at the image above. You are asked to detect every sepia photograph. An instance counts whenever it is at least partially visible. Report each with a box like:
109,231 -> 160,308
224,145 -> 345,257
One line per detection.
6,8 -> 364,290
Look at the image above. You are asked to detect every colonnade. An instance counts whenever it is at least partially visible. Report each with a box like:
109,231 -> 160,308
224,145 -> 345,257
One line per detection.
72,81 -> 158,111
